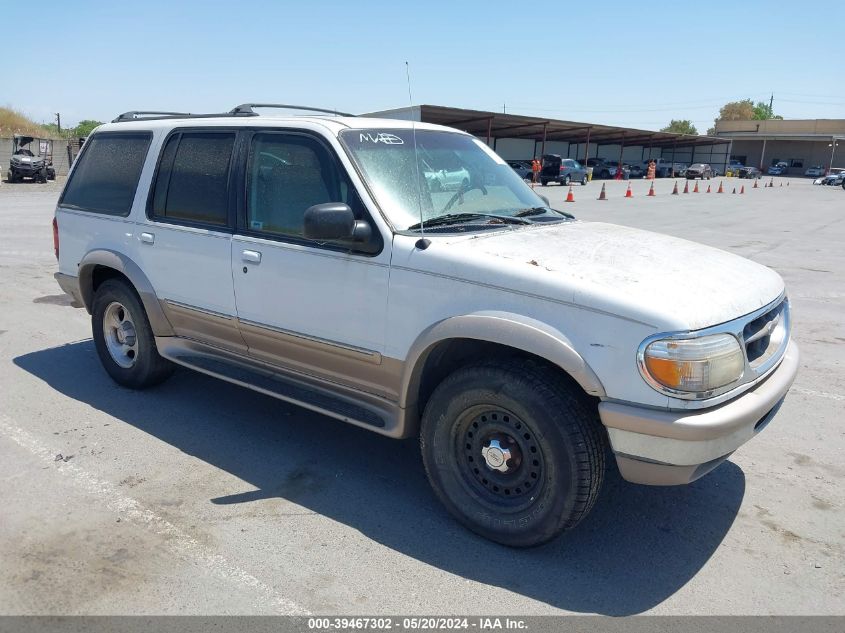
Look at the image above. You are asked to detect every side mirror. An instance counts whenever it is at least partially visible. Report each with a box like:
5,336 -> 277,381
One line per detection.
303,203 -> 372,243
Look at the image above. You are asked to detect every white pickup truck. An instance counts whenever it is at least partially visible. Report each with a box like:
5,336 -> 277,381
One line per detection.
52,105 -> 798,547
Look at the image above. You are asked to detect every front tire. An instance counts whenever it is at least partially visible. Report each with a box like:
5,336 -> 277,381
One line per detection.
581,175 -> 588,185
563,175 -> 571,186
420,359 -> 606,547
92,279 -> 174,389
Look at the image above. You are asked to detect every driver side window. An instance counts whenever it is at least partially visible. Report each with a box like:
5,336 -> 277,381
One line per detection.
247,133 -> 358,239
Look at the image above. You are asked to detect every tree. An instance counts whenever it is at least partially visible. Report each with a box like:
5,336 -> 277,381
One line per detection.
72,120 -> 104,137
660,119 -> 698,135
752,102 -> 783,121
709,98 -> 782,134
717,99 -> 755,121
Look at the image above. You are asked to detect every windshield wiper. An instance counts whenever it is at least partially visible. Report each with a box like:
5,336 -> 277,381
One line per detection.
408,213 -> 530,231
514,206 -> 574,219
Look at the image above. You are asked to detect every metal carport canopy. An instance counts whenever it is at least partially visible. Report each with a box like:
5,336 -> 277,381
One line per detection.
411,104 -> 724,149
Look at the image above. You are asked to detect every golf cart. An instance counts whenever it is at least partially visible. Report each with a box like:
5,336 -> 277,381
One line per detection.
6,135 -> 56,183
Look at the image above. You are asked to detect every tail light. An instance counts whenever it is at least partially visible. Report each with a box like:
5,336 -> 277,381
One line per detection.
52,216 -> 59,259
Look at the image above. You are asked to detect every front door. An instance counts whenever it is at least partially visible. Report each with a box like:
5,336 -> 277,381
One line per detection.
231,130 -> 394,400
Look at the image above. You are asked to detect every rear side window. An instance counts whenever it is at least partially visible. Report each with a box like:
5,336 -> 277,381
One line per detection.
150,131 -> 235,226
60,133 -> 151,216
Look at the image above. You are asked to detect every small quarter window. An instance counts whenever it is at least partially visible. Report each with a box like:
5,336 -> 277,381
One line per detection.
151,132 -> 235,226
60,133 -> 151,216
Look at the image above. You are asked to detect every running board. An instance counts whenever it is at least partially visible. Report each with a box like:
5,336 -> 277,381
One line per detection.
156,337 -> 398,434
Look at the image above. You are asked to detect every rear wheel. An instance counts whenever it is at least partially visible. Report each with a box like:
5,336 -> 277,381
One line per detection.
420,359 -> 606,547
92,279 -> 174,389
540,179 -> 548,186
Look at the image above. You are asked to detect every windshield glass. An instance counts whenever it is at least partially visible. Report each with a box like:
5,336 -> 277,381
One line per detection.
339,129 -> 552,231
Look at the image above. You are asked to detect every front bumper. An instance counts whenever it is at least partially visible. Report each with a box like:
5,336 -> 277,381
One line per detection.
11,163 -> 44,176
599,341 -> 799,485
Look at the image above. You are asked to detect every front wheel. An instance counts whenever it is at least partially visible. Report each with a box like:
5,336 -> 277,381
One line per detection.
420,359 -> 606,547
563,175 -> 571,186
581,175 -> 588,185
92,279 -> 174,389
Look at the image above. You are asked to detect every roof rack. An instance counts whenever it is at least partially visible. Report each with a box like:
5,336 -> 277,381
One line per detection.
229,103 -> 356,117
112,111 -> 198,123
112,104 -> 356,124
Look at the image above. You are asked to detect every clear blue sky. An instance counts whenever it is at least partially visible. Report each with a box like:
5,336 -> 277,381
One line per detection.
4,0 -> 843,131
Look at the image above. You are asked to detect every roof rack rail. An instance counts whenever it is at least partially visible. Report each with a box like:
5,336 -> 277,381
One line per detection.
229,103 -> 356,117
112,111 -> 198,123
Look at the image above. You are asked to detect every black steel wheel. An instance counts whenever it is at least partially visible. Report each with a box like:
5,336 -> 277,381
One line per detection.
421,359 -> 606,547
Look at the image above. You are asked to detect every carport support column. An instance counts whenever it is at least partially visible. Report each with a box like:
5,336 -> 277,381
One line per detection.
485,117 -> 492,147
540,123 -> 547,159
618,132 -> 626,167
584,127 -> 591,163
760,138 -> 767,171
670,141 -> 676,177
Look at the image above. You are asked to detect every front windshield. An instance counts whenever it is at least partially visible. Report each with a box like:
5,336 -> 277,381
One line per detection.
339,129 -> 554,231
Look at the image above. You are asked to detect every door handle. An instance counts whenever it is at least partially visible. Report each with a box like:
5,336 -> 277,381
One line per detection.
140,232 -> 155,245
241,250 -> 262,264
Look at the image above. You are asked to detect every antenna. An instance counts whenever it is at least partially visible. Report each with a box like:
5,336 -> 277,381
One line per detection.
406,61 -> 425,236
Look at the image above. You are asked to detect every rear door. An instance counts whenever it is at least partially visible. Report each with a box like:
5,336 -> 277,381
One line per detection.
135,129 -> 246,353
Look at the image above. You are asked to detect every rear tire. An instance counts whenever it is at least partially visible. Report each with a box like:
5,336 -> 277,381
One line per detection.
420,359 -> 606,547
92,279 -> 174,389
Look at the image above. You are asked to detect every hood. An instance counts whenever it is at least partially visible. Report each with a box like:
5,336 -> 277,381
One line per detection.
446,222 -> 785,331
12,155 -> 42,164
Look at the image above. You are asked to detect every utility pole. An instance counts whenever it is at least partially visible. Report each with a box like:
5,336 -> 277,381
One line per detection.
768,94 -> 774,118
503,103 -> 506,114
55,113 -> 61,133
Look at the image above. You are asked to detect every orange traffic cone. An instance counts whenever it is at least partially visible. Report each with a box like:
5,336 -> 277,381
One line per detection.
625,182 -> 633,198
671,181 -> 679,195
597,183 -> 607,200
693,181 -> 699,193
706,184 -> 711,193
769,178 -> 774,188
647,181 -> 655,196
565,186 -> 575,202
717,181 -> 724,193
753,179 -> 758,188
740,185 -> 745,194
683,180 -> 689,194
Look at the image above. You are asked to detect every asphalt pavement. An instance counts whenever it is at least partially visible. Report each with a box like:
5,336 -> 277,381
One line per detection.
0,175 -> 842,615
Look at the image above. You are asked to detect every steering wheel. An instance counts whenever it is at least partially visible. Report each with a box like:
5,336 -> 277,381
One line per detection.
440,174 -> 488,213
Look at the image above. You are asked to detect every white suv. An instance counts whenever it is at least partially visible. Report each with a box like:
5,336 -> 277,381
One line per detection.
53,104 -> 799,547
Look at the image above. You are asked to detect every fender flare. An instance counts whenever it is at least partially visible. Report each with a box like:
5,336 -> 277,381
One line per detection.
399,311 -> 606,410
78,249 -> 174,336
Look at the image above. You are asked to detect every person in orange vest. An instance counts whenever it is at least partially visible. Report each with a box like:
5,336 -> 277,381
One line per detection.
647,159 -> 656,180
531,158 -> 541,184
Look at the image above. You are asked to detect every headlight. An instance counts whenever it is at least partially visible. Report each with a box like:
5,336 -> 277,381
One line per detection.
639,333 -> 744,397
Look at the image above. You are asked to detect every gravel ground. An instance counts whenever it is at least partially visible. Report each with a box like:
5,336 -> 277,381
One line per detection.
0,175 -> 842,615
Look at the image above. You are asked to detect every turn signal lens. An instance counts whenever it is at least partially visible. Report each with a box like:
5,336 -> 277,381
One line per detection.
642,334 -> 744,394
